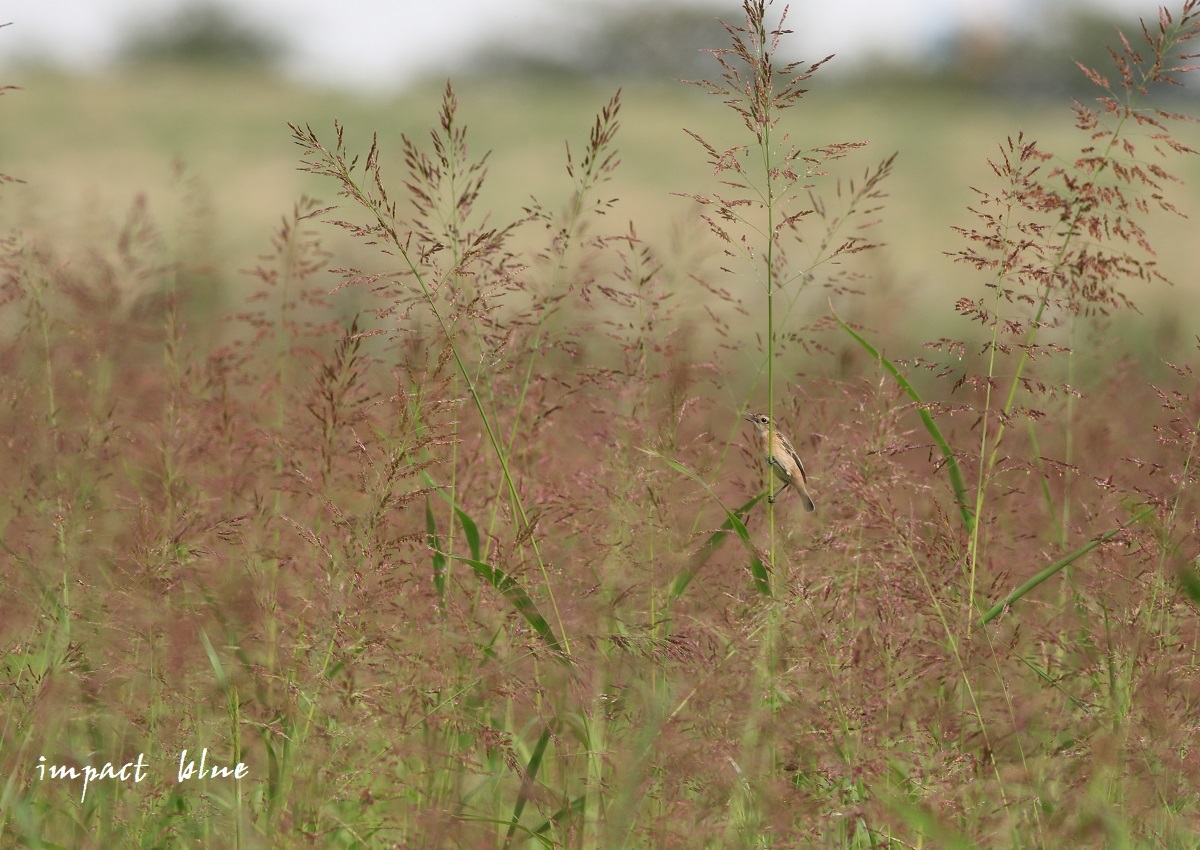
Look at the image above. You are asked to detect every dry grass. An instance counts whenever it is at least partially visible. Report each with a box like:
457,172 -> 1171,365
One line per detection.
3,2 -> 1200,848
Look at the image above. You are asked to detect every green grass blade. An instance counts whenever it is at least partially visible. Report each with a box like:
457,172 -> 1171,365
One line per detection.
530,794 -> 588,838
459,817 -> 553,849
1012,652 -> 1094,714
196,624 -> 228,689
455,503 -> 482,562
980,506 -> 1155,624
1181,559 -> 1200,607
1025,419 -> 1065,544
831,304 -> 974,534
439,552 -> 569,658
503,725 -> 554,849
643,449 -> 771,597
421,468 -> 482,561
425,496 -> 448,602
670,494 -> 764,599
885,795 -> 984,850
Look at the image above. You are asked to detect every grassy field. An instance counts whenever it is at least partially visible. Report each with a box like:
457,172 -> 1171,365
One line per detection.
3,62 -> 1197,330
4,2 -> 1200,847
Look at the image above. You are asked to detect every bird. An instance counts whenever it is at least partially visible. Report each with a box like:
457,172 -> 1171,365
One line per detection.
745,413 -> 816,511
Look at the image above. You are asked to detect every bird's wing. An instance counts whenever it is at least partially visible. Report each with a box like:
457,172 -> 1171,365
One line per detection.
781,437 -> 808,482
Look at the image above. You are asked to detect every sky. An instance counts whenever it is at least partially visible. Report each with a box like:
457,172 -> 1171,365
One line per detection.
0,0 -> 1175,89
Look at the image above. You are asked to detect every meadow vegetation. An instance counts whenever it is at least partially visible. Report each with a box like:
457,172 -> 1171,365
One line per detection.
3,1 -> 1200,847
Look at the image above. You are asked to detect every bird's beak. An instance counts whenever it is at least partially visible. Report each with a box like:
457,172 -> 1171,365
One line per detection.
744,414 -> 755,422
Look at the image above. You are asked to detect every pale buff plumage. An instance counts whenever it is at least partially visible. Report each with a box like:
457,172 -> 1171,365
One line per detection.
745,413 -> 816,511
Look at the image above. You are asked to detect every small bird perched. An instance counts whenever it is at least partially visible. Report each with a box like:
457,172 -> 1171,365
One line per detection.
745,413 -> 816,511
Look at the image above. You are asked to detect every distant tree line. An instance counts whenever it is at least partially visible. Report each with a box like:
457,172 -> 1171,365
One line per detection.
119,3 -> 283,68
114,0 -> 1194,99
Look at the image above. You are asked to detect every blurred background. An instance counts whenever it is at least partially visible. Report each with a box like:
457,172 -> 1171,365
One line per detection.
1,0 -> 1197,337
3,0 -> 1178,90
